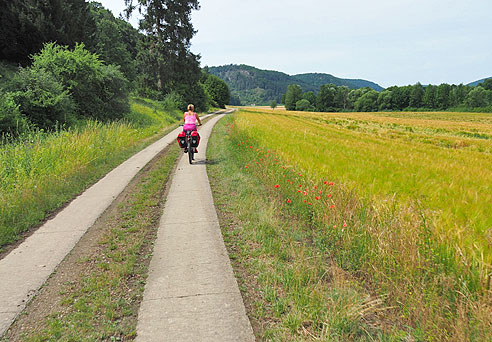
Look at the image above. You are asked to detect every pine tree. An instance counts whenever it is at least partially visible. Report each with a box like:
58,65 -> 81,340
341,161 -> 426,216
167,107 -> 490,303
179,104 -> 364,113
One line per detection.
126,0 -> 201,96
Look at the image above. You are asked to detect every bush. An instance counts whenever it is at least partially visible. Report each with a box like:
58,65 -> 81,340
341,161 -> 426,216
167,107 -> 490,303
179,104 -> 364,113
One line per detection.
0,92 -> 29,135
296,99 -> 314,111
11,68 -> 76,129
30,42 -> 130,121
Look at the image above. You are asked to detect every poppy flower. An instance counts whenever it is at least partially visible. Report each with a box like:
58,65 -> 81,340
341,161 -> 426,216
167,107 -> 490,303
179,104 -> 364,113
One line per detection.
324,181 -> 327,185
274,184 -> 279,188
343,222 -> 347,227
330,205 -> 335,209
287,199 -> 291,204
304,200 -> 307,203
298,184 -> 302,187
328,194 -> 332,198
341,228 -> 345,233
333,225 -> 337,228
314,186 -> 317,190
245,165 -> 249,169
315,196 -> 321,200
329,182 -> 334,186
308,202 -> 313,205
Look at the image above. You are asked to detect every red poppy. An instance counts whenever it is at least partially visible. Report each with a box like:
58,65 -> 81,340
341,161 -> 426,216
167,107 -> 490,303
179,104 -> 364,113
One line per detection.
304,200 -> 307,203
287,199 -> 291,204
298,184 -> 302,187
328,194 -> 332,198
333,225 -> 337,228
315,196 -> 321,200
245,165 -> 249,169
274,184 -> 279,188
308,202 -> 312,205
343,222 -> 347,227
330,205 -> 335,209
298,190 -> 301,193
329,182 -> 334,186
324,181 -> 327,184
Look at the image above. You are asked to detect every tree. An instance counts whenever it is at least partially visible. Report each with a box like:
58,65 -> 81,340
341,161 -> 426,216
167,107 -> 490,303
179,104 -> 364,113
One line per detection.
435,83 -> 452,109
296,99 -> 313,111
354,90 -> 379,112
409,83 -> 424,108
422,85 -> 437,109
377,90 -> 393,111
302,91 -> 316,106
335,86 -> 350,110
479,78 -> 492,91
284,84 -> 302,110
465,87 -> 490,107
316,84 -> 337,112
88,2 -> 140,82
126,0 -> 201,98
203,74 -> 230,108
0,0 -> 95,64
270,101 -> 277,110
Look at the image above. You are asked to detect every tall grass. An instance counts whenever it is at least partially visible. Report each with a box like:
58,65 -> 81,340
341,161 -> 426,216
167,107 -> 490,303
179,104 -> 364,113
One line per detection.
222,108 -> 491,340
0,97 -> 180,250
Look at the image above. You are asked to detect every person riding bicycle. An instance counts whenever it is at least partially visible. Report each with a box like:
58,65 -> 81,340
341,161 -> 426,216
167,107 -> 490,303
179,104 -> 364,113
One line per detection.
183,104 -> 201,153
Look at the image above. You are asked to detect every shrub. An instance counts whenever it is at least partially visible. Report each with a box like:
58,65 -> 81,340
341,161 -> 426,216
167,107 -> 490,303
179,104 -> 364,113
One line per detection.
30,42 -> 130,121
296,99 -> 314,111
11,68 -> 76,129
0,92 -> 29,135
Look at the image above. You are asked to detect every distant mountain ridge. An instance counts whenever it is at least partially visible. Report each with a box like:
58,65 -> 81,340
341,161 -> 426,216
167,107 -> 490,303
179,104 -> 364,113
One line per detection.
467,77 -> 492,87
208,64 -> 383,105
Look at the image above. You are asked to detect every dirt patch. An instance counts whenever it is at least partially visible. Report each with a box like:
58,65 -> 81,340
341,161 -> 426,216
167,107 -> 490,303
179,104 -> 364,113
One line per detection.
3,145 -> 179,341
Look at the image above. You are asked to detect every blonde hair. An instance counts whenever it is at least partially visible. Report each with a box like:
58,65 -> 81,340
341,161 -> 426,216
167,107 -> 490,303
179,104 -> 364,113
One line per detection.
187,104 -> 194,111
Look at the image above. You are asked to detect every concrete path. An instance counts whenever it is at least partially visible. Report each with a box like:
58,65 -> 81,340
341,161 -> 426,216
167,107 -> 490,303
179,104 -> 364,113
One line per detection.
0,112 -> 220,337
136,114 -> 255,341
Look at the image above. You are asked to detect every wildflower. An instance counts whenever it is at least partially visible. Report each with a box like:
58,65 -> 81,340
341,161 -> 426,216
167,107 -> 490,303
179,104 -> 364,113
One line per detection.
315,196 -> 321,200
343,222 -> 347,227
333,225 -> 337,228
304,200 -> 307,203
330,205 -> 335,209
298,184 -> 302,187
341,228 -> 345,233
308,202 -> 312,205
298,190 -> 301,193
274,184 -> 279,188
328,194 -> 332,198
314,186 -> 317,190
324,181 -> 327,185
299,174 -> 302,177
287,199 -> 291,204
329,182 -> 334,186
245,165 -> 249,169
290,181 -> 293,184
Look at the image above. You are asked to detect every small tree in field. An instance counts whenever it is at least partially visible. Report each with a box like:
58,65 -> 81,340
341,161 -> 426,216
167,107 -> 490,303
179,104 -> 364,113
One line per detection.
270,101 -> 277,110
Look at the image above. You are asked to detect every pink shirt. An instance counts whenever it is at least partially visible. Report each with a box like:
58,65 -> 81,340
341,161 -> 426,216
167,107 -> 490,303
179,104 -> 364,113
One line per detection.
184,112 -> 197,125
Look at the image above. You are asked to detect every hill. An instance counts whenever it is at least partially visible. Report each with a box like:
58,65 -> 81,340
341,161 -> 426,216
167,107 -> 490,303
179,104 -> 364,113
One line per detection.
207,64 -> 383,105
467,77 -> 492,87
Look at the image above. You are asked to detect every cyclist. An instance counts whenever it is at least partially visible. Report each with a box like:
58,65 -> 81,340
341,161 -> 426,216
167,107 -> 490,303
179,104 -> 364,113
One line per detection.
183,104 -> 202,153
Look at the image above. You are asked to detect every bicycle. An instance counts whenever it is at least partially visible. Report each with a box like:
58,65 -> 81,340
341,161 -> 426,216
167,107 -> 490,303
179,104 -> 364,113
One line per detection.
177,125 -> 201,164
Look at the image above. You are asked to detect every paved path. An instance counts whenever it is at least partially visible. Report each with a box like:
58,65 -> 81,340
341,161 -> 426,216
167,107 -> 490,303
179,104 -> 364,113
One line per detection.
136,114 -> 255,341
0,112 -> 223,337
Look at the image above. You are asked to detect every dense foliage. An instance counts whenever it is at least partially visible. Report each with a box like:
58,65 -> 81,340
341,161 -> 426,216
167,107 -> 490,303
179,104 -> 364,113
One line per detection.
283,81 -> 492,112
0,0 -> 230,136
208,64 -> 383,105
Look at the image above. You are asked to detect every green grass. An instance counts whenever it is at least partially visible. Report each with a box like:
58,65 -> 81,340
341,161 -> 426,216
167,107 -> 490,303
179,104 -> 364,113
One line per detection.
208,115 -> 410,341
0,97 -> 181,251
17,144 -> 180,341
207,113 -> 491,341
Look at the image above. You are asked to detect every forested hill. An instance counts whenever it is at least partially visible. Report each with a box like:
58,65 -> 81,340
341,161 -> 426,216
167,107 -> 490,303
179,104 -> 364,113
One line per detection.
467,77 -> 492,87
208,64 -> 383,105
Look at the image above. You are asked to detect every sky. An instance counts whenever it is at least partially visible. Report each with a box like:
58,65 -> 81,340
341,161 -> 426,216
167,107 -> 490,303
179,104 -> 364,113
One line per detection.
97,0 -> 492,88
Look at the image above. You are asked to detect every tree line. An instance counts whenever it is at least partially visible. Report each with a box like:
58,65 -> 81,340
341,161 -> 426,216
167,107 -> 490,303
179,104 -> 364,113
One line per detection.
0,0 -> 230,136
282,80 -> 492,113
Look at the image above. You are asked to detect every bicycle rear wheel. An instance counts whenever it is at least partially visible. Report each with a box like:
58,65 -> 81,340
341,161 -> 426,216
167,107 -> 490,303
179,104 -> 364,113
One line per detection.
188,140 -> 193,164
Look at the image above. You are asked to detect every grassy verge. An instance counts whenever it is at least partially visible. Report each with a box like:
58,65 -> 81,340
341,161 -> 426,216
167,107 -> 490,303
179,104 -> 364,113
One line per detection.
0,98 -> 181,251
4,143 -> 180,341
207,114 -> 491,340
